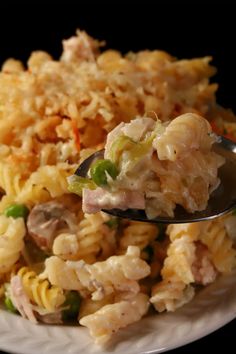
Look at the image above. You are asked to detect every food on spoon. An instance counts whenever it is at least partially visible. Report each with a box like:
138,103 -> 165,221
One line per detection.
70,113 -> 225,218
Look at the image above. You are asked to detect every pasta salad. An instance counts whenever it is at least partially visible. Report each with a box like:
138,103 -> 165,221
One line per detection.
0,30 -> 235,345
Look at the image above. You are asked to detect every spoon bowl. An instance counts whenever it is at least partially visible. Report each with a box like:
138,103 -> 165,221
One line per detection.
75,136 -> 236,223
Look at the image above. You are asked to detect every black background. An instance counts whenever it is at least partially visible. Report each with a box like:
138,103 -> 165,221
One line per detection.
0,1 -> 235,353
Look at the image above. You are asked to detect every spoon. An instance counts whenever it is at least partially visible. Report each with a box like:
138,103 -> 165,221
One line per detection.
74,136 -> 236,224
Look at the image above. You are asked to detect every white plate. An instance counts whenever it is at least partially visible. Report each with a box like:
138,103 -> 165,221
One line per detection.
0,270 -> 236,354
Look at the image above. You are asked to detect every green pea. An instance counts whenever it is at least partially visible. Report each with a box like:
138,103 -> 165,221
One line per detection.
62,291 -> 81,321
105,217 -> 120,229
4,297 -> 17,313
4,204 -> 29,220
90,159 -> 119,186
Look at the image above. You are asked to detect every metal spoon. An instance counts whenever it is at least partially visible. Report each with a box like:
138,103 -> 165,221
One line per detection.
74,136 -> 236,223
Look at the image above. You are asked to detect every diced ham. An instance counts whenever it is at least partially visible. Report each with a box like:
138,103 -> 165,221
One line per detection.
82,188 -> 145,214
10,275 -> 37,324
191,241 -> 218,285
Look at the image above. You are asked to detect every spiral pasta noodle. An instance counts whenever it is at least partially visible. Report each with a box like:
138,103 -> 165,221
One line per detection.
80,293 -> 150,345
0,215 -> 26,274
150,280 -> 194,312
118,221 -> 157,253
152,148 -> 224,214
150,223 -> 198,312
79,294 -> 115,319
0,162 -> 22,196
43,246 -> 150,301
161,236 -> 196,284
15,266 -> 65,312
199,218 -> 236,273
0,163 -> 75,212
53,212 -> 115,263
17,163 -> 75,201
153,113 -> 214,161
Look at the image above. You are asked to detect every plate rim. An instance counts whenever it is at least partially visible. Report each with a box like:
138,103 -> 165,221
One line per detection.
0,271 -> 236,354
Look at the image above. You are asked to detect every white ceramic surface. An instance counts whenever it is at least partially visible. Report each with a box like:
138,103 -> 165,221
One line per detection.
0,270 -> 236,354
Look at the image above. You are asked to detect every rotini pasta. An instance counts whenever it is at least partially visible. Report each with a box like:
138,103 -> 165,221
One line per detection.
78,294 -> 115,319
199,218 -> 236,273
42,246 -> 150,300
167,219 -> 236,274
161,236 -> 196,284
166,223 -> 201,242
150,280 -> 194,312
80,293 -> 150,344
0,163 -> 75,212
53,212 -> 116,263
12,266 -> 65,312
153,113 -> 214,161
16,163 -> 75,203
151,222 -> 208,312
118,221 -> 157,254
0,215 -> 26,274
0,162 -> 23,196
39,256 -> 84,292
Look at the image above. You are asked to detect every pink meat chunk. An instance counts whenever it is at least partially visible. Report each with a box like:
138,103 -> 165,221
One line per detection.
191,241 -> 218,285
10,276 -> 37,324
82,188 -> 145,214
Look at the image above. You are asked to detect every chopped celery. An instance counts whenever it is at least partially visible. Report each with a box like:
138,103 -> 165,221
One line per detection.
108,134 -> 153,168
153,120 -> 166,137
108,135 -> 136,164
127,139 -> 152,164
68,175 -> 96,196
90,159 -> 119,186
4,297 -> 17,313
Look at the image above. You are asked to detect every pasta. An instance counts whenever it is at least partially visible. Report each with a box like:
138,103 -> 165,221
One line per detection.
42,246 -> 150,300
53,212 -> 116,263
153,113 -> 214,160
0,215 -> 26,274
78,294 -> 115,319
11,267 -> 65,313
80,293 -> 150,344
77,113 -> 224,219
161,236 -> 196,284
39,256 -> 84,291
0,30 -> 236,345
150,223 -> 197,312
199,218 -> 236,273
150,280 -> 194,312
150,220 -> 226,312
118,221 -> 158,253
166,219 -> 236,274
